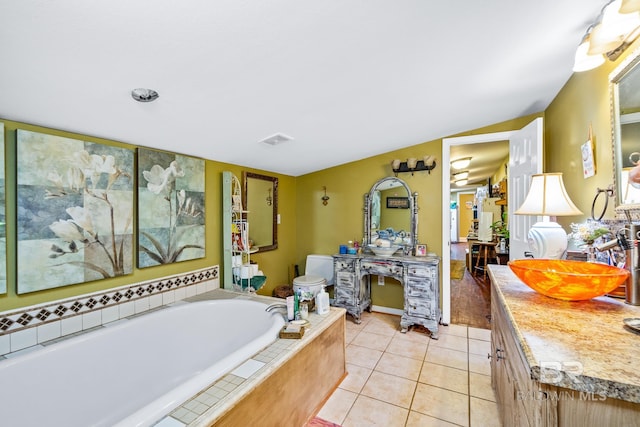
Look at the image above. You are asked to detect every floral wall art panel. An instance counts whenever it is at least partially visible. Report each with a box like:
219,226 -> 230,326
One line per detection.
0,122 -> 5,294
137,148 -> 205,268
16,130 -> 134,293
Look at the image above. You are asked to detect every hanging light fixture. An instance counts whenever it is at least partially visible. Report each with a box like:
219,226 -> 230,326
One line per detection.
573,0 -> 640,71
573,28 -> 605,72
589,0 -> 640,55
620,0 -> 640,13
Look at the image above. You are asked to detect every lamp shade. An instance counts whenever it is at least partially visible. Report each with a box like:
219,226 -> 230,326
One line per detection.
588,0 -> 640,55
515,173 -> 582,217
573,32 -> 605,72
620,0 -> 640,14
515,173 -> 582,259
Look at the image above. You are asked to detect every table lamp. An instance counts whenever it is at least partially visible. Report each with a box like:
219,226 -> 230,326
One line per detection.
514,173 -> 583,259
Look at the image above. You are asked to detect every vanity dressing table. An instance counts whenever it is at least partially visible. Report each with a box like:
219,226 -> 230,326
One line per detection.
332,252 -> 440,338
332,176 -> 441,339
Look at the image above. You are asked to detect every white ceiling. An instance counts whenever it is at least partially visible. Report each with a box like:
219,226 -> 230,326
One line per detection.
0,0 -> 606,177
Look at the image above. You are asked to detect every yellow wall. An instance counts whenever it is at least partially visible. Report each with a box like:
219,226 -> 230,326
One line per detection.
0,120 -> 297,311
459,193 -> 476,240
296,114 -> 541,309
545,38 -> 640,228
3,35 -> 635,312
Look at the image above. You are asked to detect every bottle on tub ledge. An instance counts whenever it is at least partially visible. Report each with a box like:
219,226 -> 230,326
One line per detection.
316,285 -> 330,315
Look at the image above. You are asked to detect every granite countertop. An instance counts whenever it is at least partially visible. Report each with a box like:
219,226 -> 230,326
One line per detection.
488,265 -> 640,403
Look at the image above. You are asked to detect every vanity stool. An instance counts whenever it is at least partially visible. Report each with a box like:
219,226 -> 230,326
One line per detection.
473,241 -> 498,280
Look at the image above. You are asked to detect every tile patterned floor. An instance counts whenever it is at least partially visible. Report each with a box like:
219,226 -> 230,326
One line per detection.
315,312 -> 500,427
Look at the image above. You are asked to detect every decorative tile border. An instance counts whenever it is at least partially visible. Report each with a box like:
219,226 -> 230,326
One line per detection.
0,266 -> 218,340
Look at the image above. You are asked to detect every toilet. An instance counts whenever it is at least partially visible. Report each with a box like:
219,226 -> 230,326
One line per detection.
293,254 -> 334,301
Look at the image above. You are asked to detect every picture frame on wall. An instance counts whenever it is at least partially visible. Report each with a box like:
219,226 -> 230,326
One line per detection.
137,147 -> 206,268
16,129 -> 134,293
386,196 -> 409,209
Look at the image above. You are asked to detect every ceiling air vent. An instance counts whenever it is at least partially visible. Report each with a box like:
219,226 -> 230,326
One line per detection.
259,133 -> 294,146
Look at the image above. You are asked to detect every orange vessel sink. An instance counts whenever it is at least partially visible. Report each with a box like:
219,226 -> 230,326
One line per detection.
508,259 -> 630,301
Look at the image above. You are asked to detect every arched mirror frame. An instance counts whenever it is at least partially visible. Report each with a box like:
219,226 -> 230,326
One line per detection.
363,176 -> 418,254
610,43 -> 640,215
243,172 -> 278,252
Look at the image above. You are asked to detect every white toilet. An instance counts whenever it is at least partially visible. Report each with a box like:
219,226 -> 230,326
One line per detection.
293,254 -> 334,301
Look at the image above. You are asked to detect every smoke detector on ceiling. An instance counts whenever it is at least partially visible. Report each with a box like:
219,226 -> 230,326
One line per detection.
259,133 -> 294,146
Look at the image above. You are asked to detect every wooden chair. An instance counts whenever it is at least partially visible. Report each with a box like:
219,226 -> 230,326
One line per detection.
473,241 -> 498,280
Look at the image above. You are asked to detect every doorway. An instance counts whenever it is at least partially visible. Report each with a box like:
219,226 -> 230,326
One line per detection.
441,131 -> 515,325
441,119 -> 543,325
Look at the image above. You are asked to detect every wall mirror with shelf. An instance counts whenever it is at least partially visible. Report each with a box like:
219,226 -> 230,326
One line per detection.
611,44 -> 640,212
364,176 -> 418,255
243,172 -> 278,252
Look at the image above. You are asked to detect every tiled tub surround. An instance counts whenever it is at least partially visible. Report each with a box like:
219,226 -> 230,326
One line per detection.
0,298 -> 285,427
0,280 -> 347,427
168,291 -> 346,427
0,266 -> 219,357
489,265 -> 640,425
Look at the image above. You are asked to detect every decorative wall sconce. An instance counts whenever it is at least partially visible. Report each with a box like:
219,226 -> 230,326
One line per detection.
573,0 -> 640,72
321,186 -> 330,205
391,155 -> 437,176
266,188 -> 272,206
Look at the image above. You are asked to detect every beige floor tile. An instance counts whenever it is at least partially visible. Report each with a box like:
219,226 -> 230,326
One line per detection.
425,346 -> 468,371
412,383 -> 470,427
469,372 -> 496,402
429,333 -> 468,352
439,323 -> 467,338
345,326 -> 360,345
346,344 -> 383,369
468,327 -> 491,341
342,395 -> 409,427
419,362 -> 468,394
395,327 -> 433,342
375,352 -> 423,381
406,411 -> 460,427
351,331 -> 393,352
470,396 -> 501,427
317,387 -> 358,425
362,317 -> 399,337
468,352 -> 491,376
340,363 -> 372,393
361,371 -> 417,408
385,335 -> 429,360
468,338 -> 491,356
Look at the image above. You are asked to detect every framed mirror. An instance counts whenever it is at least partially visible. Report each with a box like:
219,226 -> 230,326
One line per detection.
610,44 -> 640,210
243,172 -> 278,252
363,176 -> 418,255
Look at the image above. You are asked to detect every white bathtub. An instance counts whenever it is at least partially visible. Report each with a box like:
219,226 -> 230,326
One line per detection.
0,299 -> 285,427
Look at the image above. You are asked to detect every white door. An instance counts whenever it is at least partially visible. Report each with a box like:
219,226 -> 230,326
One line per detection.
508,118 -> 543,261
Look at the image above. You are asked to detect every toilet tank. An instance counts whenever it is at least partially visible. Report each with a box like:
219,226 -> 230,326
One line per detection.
305,254 -> 334,285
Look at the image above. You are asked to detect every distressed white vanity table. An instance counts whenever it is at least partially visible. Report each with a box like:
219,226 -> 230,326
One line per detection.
332,253 -> 440,338
331,176 -> 441,339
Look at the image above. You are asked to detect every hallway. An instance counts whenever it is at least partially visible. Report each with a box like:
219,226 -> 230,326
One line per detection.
450,243 -> 491,330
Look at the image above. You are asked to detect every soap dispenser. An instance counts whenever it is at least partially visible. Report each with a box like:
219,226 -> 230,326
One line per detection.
316,285 -> 330,315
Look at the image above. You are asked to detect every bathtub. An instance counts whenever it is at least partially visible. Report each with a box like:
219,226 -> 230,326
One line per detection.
0,299 -> 285,427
